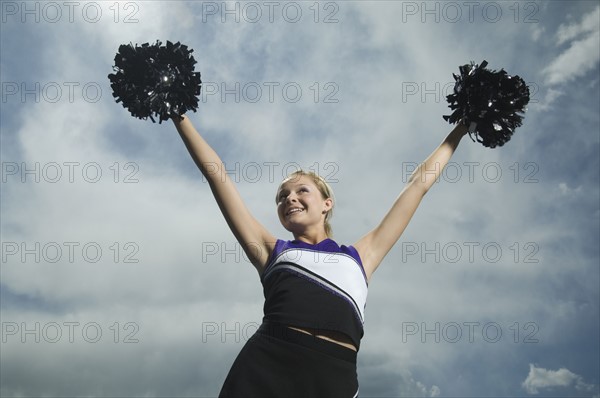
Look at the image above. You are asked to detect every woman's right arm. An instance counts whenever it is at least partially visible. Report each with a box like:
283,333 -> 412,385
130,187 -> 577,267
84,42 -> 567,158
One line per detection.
172,114 -> 276,274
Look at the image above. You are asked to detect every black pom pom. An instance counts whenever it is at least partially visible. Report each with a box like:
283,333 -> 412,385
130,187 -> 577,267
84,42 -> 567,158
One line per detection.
443,60 -> 530,148
108,40 -> 202,123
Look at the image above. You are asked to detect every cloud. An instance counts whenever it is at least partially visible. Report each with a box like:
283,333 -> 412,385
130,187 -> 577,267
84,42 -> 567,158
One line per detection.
556,7 -> 600,45
542,6 -> 600,85
532,87 -> 564,111
530,25 -> 545,42
522,364 -> 597,395
430,384 -> 441,397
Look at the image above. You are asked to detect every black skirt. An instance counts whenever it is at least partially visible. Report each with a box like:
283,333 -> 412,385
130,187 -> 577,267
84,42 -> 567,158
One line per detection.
218,321 -> 359,398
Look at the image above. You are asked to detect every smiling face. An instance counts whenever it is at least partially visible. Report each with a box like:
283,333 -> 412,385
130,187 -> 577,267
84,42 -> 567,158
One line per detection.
276,174 -> 333,238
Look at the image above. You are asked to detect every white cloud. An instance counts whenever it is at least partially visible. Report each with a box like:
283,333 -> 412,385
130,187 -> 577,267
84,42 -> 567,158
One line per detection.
558,181 -> 582,196
543,6 -> 600,85
531,25 -> 545,42
533,87 -> 564,111
556,7 -> 600,45
522,364 -> 597,395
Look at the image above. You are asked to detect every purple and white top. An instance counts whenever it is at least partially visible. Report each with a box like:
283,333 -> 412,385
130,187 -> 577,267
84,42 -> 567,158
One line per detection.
260,238 -> 369,349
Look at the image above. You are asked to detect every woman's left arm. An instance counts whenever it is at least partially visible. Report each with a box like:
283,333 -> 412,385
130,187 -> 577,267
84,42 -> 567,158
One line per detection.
354,123 -> 469,282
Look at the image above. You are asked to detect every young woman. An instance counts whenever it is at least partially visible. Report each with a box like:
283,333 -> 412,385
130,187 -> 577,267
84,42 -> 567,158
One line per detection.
172,115 -> 469,397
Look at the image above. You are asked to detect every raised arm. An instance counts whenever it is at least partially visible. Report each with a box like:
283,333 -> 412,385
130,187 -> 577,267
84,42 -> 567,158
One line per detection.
172,115 -> 276,273
353,123 -> 469,281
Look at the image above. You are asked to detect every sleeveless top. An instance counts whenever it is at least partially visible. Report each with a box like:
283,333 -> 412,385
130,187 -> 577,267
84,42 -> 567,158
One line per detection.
260,238 -> 369,349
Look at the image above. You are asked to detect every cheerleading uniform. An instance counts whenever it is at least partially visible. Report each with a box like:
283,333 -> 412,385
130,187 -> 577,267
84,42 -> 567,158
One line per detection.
218,238 -> 368,398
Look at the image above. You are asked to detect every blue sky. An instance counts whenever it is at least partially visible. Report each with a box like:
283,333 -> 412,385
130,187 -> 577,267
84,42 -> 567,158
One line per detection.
1,1 -> 599,397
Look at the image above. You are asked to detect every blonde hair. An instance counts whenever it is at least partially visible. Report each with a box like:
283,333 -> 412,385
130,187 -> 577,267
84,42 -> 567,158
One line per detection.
276,170 -> 335,238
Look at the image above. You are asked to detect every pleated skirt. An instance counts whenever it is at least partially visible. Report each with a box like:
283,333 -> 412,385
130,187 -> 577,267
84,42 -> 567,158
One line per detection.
218,321 -> 359,398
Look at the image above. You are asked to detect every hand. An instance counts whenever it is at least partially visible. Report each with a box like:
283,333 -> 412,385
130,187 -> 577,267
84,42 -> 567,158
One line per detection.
454,121 -> 470,136
171,114 -> 186,124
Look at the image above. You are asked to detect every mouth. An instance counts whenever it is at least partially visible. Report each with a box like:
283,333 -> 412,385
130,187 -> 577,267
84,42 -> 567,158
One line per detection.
285,207 -> 305,216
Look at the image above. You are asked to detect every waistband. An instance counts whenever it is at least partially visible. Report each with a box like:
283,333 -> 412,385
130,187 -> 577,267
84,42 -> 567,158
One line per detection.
256,321 -> 357,364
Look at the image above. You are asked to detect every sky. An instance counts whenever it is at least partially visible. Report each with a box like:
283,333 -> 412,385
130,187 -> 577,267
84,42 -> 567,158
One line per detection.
0,1 -> 599,397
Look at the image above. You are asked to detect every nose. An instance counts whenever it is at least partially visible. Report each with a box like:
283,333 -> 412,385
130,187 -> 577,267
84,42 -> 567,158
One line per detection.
285,193 -> 298,204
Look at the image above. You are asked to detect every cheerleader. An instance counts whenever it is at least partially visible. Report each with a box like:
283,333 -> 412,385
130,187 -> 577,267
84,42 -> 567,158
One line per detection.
172,115 -> 469,397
